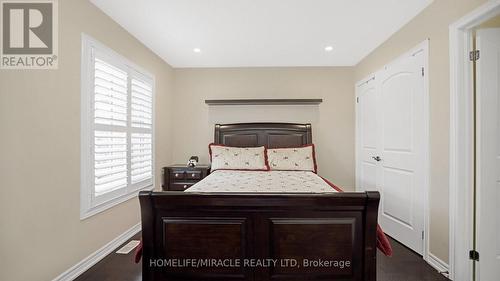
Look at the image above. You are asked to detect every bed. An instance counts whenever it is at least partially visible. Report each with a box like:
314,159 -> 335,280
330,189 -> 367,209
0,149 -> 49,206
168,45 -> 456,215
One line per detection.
139,123 -> 386,281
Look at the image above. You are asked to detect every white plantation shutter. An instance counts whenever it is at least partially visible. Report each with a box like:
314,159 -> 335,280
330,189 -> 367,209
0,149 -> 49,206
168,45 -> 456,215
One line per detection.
130,75 -> 154,187
81,35 -> 155,218
131,78 -> 153,129
131,133 -> 152,184
94,131 -> 128,195
94,58 -> 128,127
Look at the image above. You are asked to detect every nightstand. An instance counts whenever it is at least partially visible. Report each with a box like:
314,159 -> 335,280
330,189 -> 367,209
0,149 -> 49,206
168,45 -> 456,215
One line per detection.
162,164 -> 210,191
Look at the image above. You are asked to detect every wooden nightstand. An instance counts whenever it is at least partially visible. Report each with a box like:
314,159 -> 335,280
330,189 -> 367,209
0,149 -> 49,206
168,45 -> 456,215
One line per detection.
162,164 -> 210,191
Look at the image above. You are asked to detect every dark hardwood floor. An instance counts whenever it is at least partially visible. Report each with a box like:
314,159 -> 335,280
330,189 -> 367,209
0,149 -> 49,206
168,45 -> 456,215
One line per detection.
74,233 -> 142,281
377,237 -> 449,281
75,233 -> 449,281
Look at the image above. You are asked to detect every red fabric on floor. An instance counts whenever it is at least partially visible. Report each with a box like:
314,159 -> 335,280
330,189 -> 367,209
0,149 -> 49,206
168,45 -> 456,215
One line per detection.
134,240 -> 142,263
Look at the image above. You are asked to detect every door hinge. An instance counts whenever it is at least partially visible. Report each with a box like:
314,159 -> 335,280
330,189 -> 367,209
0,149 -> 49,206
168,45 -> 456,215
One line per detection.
356,97 -> 359,103
421,67 -> 424,77
421,231 -> 424,240
469,50 -> 480,61
469,250 -> 480,261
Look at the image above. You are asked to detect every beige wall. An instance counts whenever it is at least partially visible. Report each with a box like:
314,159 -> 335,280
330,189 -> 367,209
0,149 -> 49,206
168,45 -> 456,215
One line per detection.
172,68 -> 356,189
478,14 -> 500,28
354,0 -> 488,263
0,1 -> 173,281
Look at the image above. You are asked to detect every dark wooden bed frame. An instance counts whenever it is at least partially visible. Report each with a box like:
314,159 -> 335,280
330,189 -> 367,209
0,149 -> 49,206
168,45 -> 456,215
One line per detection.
139,123 -> 380,281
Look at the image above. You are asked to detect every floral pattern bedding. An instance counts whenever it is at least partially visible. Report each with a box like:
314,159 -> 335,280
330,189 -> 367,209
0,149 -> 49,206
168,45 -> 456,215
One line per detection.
185,170 -> 336,193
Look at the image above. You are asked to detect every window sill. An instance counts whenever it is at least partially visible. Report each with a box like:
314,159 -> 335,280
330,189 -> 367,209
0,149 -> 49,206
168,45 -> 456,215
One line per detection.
80,185 -> 154,220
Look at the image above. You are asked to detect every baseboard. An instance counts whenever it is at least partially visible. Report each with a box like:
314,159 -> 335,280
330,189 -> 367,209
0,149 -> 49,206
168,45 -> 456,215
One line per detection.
427,252 -> 450,278
52,222 -> 141,281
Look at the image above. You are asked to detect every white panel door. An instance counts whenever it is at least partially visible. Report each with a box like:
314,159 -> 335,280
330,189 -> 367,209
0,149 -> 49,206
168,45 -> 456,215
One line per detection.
357,79 -> 379,192
377,51 -> 425,255
476,28 -> 500,281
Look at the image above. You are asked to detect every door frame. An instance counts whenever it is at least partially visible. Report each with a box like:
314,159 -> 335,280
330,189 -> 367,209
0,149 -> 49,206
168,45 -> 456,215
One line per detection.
354,72 -> 376,191
449,1 -> 500,280
355,40 -> 430,261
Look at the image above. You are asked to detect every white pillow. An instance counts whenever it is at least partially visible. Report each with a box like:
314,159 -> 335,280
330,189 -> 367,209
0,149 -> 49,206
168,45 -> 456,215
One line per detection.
209,144 -> 269,171
267,145 -> 317,172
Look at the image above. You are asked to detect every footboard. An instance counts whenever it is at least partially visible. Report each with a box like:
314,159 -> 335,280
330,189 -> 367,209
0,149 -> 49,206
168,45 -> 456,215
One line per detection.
139,191 -> 380,281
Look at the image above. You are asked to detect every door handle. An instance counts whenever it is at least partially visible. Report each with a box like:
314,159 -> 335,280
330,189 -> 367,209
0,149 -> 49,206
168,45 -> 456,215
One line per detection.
372,156 -> 382,162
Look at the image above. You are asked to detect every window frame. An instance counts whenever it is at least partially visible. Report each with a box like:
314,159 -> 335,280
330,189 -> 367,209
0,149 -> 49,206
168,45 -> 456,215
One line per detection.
80,34 -> 155,220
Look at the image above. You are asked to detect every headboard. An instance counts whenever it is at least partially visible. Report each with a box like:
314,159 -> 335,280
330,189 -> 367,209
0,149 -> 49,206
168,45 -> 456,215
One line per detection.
214,123 -> 312,148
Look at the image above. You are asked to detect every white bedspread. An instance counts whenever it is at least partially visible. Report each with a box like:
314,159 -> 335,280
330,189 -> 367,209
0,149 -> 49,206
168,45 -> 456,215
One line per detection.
185,170 -> 337,193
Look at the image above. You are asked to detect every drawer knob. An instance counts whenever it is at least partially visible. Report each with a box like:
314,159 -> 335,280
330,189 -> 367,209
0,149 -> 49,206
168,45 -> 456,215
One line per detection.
191,173 -> 196,177
183,185 -> 188,189
175,173 -> 180,177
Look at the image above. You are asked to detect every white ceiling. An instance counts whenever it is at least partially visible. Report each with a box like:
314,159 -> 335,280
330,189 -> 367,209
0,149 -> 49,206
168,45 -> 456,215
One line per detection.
90,0 -> 433,68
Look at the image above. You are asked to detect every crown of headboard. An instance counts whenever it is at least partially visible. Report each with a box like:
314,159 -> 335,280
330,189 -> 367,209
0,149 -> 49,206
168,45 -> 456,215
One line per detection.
214,123 -> 312,148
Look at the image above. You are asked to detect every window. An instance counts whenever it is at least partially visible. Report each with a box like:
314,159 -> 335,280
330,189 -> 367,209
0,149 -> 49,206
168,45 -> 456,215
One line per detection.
81,34 -> 155,219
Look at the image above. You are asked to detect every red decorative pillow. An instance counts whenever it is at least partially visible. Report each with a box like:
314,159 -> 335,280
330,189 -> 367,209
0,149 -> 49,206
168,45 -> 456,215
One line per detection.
266,144 -> 317,173
208,144 -> 270,171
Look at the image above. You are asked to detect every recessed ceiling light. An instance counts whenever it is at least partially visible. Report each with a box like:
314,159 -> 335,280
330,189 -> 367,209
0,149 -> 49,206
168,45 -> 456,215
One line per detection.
324,46 -> 333,52
193,48 -> 201,53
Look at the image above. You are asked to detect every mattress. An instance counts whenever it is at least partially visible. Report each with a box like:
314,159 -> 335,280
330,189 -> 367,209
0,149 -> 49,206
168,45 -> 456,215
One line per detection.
185,170 -> 337,193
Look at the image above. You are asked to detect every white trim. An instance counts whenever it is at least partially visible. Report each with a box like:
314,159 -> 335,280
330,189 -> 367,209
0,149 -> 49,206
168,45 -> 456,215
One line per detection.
428,253 -> 450,278
413,39 -> 432,264
449,1 -> 500,280
423,40 -> 431,263
355,73 -> 376,88
52,223 -> 141,281
355,73 -> 377,192
354,40 -> 430,261
80,34 -> 93,220
80,190 -> 146,220
81,34 -> 154,79
354,73 -> 378,192
354,87 -> 359,191
80,33 -> 155,220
